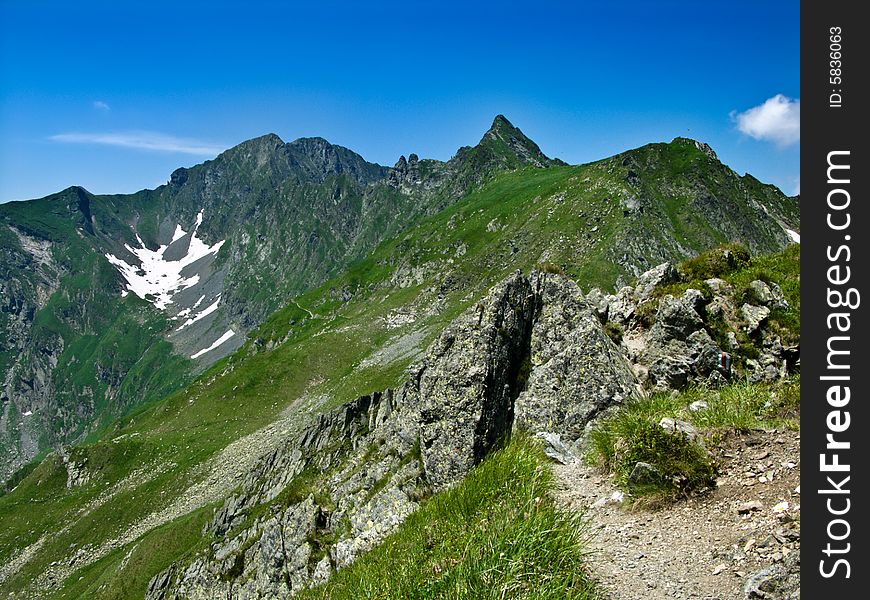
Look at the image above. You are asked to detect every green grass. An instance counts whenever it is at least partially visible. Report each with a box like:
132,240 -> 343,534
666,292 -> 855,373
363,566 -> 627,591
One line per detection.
679,243 -> 751,280
587,401 -> 716,498
587,377 -> 800,499
300,435 -> 600,600
53,502 -> 218,600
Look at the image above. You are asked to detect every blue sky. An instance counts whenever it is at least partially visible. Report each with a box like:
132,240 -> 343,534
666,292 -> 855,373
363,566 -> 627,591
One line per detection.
0,1 -> 799,202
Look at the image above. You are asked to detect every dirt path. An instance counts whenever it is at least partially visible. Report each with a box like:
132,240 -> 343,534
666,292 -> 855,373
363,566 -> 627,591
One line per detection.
553,429 -> 800,599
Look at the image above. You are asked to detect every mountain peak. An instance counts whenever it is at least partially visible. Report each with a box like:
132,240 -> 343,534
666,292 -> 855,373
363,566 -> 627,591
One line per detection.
481,114 -> 523,144
670,137 -> 719,161
473,115 -> 564,168
488,113 -> 514,131
217,133 -> 286,165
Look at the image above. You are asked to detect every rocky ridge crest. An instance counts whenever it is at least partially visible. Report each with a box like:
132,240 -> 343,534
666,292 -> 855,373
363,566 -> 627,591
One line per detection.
145,257 -> 795,599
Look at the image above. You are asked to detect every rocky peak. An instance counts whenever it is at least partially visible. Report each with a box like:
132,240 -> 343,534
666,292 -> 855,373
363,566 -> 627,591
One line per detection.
483,114 -> 521,142
670,136 -> 719,161
223,132 -> 285,158
388,153 -> 422,189
285,137 -> 388,185
476,114 -> 564,168
207,133 -> 387,187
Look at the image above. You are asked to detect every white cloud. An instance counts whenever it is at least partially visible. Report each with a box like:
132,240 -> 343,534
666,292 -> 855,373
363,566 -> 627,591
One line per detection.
93,100 -> 111,111
49,131 -> 226,156
731,94 -> 800,147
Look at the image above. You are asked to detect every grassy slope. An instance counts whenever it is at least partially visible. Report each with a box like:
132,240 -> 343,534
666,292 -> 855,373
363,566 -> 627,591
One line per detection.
588,376 -> 800,499
0,140 -> 796,598
299,436 -> 599,600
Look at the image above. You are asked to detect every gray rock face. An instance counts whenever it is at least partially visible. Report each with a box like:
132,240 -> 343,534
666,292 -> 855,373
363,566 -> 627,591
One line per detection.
741,303 -> 771,333
593,261 -> 797,392
607,286 -> 638,326
514,274 -> 639,441
634,262 -> 679,303
414,271 -> 536,490
748,280 -> 788,310
58,447 -> 90,489
641,290 -> 727,391
743,551 -> 800,599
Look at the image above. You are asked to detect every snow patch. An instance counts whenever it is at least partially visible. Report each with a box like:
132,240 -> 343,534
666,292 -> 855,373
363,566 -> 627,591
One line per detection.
176,295 -> 221,331
171,224 -> 187,243
105,210 -> 224,310
191,329 -> 236,359
785,228 -> 800,243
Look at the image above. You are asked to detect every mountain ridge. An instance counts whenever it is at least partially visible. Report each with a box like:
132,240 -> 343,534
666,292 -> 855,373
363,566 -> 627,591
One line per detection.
0,116 -> 797,485
0,115 -> 569,480
0,114 -> 801,598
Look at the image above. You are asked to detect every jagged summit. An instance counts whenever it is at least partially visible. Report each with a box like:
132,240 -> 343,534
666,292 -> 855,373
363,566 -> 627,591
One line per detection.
670,136 -> 719,161
475,114 -> 564,168
482,114 -> 525,142
218,132 -> 285,157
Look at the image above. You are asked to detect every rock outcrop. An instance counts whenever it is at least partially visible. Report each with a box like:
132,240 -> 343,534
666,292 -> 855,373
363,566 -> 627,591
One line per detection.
146,260 -> 797,598
514,274 -> 639,440
591,264 -> 797,391
145,270 -> 640,599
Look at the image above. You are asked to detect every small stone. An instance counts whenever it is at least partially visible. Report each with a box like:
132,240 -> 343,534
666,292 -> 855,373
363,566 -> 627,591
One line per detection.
740,304 -> 770,333
535,431 -> 577,465
772,501 -> 789,513
712,563 -> 728,575
628,461 -> 663,493
737,501 -> 763,514
689,400 -> 709,412
658,417 -> 699,439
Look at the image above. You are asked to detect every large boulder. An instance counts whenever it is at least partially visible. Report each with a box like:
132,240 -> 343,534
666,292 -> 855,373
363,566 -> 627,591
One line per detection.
145,270 -> 649,597
634,262 -> 679,303
641,289 -> 728,390
414,271 -> 537,490
514,274 -> 640,441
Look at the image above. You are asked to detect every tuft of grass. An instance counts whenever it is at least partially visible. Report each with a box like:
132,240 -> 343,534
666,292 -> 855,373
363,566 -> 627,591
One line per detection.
678,243 -> 750,280
588,405 -> 716,498
689,377 -> 800,431
587,377 -> 800,498
300,435 -> 600,600
603,321 -> 623,345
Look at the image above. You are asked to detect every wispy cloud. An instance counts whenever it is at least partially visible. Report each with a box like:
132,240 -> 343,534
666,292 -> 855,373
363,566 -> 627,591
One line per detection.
49,131 -> 226,156
731,94 -> 800,147
92,100 -> 111,111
